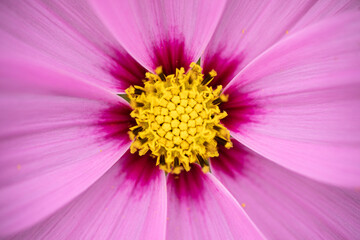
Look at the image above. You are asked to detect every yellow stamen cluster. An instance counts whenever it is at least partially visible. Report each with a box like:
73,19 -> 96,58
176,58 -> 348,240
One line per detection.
126,62 -> 232,174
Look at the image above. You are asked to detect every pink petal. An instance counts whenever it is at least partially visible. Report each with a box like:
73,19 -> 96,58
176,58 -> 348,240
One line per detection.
0,1 -> 146,93
91,0 -> 227,74
203,0 -> 359,87
9,151 -> 167,239
166,165 -> 264,240
211,140 -> 360,239
0,59 -> 133,236
222,12 -> 360,187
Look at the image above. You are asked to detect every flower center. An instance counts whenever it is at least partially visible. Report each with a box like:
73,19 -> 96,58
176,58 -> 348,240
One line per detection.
126,62 -> 232,174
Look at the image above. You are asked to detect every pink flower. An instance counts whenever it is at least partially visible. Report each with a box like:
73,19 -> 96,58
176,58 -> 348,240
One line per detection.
1,0 -> 360,239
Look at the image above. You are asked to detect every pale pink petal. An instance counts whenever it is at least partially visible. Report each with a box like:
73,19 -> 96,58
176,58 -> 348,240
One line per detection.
166,165 -> 265,240
203,0 -> 359,87
211,140 -> 360,239
0,1 -> 146,92
0,59 -> 133,236
222,12 -> 360,187
91,0 -> 227,74
7,151 -> 167,240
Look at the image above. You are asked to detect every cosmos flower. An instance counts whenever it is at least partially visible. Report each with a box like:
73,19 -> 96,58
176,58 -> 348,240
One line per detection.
1,0 -> 360,239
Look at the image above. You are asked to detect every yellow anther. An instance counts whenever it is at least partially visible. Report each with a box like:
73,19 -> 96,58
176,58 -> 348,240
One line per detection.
176,105 -> 185,114
189,110 -> 198,119
179,91 -> 188,99
171,88 -> 180,95
173,136 -> 182,145
180,99 -> 188,107
173,128 -> 180,136
181,141 -> 189,150
148,114 -> 155,121
164,116 -> 172,123
188,91 -> 196,99
188,128 -> 197,136
195,95 -> 204,103
209,69 -> 217,78
170,110 -> 179,119
155,66 -> 163,75
181,163 -> 191,173
180,131 -> 188,139
171,119 -> 180,128
159,99 -> 168,107
163,91 -> 172,101
171,96 -> 181,104
162,123 -> 171,132
126,62 -> 232,174
154,107 -> 161,115
130,111 -> 137,118
199,111 -> 207,119
165,132 -> 173,140
188,120 -> 196,128
195,117 -> 203,125
179,122 -> 188,131
157,128 -> 166,137
161,108 -> 168,115
185,106 -> 192,114
220,94 -> 229,102
225,141 -> 233,148
172,166 -> 182,174
180,114 -> 190,123
152,122 -> 160,130
167,102 -> 176,111
159,137 -> 166,145
166,140 -> 174,148
139,145 -> 149,156
194,104 -> 203,113
155,115 -> 164,124
188,99 -> 197,108
202,166 -> 210,173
